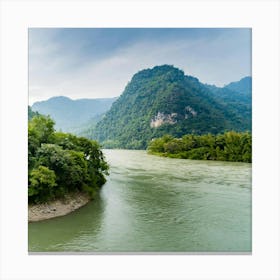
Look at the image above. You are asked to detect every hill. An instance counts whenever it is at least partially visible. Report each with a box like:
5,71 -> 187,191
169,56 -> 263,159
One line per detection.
205,77 -> 252,126
91,65 -> 251,149
225,76 -> 252,97
32,96 -> 117,133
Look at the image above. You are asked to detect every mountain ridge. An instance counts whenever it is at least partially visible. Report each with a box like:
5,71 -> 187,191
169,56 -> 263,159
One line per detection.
91,65 -> 251,149
32,96 -> 117,133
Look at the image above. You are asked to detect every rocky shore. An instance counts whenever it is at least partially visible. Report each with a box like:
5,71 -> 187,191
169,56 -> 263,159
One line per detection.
28,192 -> 91,222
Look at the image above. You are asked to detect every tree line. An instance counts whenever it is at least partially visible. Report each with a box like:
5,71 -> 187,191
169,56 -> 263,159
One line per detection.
28,114 -> 109,204
147,131 -> 252,163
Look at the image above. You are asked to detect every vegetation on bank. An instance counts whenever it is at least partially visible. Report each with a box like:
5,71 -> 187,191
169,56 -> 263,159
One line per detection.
147,131 -> 252,163
28,112 -> 109,204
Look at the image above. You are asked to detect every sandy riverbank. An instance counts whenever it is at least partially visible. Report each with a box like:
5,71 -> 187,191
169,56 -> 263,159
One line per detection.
28,192 -> 91,222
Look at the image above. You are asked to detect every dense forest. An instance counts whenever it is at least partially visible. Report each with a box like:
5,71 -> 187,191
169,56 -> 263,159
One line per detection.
91,65 -> 251,149
148,131 -> 252,163
28,110 -> 109,204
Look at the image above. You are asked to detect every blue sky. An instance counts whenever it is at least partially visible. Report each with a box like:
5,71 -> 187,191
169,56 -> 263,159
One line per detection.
29,28 -> 251,104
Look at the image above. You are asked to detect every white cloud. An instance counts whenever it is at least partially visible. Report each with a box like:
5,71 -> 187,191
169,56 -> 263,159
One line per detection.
29,29 -> 251,104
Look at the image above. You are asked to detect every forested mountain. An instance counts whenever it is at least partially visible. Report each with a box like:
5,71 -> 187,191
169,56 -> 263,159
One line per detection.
206,77 -> 251,104
205,77 -> 252,126
91,65 -> 252,149
225,76 -> 252,97
32,96 -> 117,133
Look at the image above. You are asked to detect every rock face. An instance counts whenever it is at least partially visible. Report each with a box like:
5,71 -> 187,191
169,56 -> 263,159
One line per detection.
150,112 -> 177,128
91,65 -> 251,149
184,106 -> 197,119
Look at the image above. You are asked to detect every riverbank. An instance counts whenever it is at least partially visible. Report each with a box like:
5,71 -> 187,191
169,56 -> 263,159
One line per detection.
28,191 -> 91,222
148,151 -> 252,163
147,132 -> 252,163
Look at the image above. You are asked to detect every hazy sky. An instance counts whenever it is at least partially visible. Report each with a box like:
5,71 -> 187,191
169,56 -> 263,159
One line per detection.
29,28 -> 251,105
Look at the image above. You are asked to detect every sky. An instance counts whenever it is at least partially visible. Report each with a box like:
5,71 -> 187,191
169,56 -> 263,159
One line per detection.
29,28 -> 251,105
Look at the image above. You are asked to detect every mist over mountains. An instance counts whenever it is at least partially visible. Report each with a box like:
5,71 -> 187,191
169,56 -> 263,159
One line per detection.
32,96 -> 117,134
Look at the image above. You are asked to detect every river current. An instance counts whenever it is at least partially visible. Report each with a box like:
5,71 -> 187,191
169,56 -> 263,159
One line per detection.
29,149 -> 251,253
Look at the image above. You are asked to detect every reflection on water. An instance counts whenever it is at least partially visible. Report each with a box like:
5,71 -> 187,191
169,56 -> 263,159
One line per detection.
29,149 -> 251,252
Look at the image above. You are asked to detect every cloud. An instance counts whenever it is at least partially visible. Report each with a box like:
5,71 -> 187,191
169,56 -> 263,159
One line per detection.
29,28 -> 251,104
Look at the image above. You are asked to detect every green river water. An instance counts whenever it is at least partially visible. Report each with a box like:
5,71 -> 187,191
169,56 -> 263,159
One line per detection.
28,149 -> 252,253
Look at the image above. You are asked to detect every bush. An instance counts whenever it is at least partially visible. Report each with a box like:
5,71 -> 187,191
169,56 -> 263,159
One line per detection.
28,166 -> 57,203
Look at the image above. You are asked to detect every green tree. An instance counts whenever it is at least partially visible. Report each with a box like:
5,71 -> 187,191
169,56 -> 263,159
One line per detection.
148,131 -> 252,163
28,115 -> 55,145
28,114 -> 109,204
28,166 -> 57,203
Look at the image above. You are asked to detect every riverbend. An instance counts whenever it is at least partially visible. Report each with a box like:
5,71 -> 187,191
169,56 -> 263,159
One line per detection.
29,149 -> 251,253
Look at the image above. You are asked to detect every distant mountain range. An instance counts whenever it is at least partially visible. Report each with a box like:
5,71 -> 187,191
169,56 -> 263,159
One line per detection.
32,96 -> 117,134
225,76 -> 252,96
206,76 -> 251,104
31,65 -> 251,149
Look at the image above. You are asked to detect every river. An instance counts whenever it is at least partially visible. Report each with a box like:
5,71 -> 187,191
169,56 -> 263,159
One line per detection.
28,149 -> 251,253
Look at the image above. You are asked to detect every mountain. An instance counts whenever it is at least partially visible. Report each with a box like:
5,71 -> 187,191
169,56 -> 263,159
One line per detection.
206,76 -> 251,104
91,65 -> 251,149
32,96 -> 117,133
225,76 -> 252,97
205,77 -> 252,126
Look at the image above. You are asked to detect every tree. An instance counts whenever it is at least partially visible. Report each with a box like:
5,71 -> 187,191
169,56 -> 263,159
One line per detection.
28,115 -> 55,145
28,166 -> 57,203
28,114 -> 109,204
147,131 -> 252,163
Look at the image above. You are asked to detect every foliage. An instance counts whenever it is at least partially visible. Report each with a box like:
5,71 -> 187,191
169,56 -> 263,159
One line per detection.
28,115 -> 109,204
91,65 -> 252,149
29,166 -> 57,203
147,131 -> 252,163
28,115 -> 55,145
